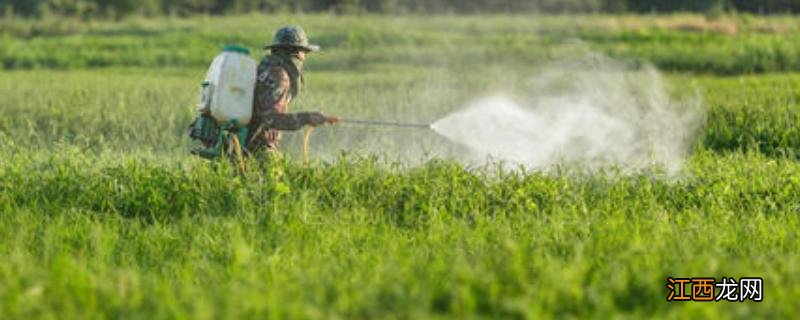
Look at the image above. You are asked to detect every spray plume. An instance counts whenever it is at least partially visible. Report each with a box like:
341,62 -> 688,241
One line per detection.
431,53 -> 703,174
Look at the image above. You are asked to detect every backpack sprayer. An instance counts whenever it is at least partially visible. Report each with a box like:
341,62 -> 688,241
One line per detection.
189,45 -> 256,171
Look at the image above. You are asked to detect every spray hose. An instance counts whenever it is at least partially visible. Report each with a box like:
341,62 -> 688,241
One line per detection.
303,126 -> 314,165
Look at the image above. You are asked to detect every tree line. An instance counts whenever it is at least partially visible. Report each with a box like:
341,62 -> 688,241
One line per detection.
2,0 -> 799,18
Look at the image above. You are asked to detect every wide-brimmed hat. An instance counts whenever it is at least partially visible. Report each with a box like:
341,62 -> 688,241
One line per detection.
264,25 -> 320,52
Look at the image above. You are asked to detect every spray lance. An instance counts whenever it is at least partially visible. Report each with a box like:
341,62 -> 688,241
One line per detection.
301,115 -> 432,164
337,118 -> 432,129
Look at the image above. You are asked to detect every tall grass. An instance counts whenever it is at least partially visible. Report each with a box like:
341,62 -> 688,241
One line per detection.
1,14 -> 799,319
2,144 -> 799,318
3,68 -> 800,161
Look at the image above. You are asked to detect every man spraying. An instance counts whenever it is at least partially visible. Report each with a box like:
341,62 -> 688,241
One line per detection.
247,25 -> 338,152
189,25 -> 336,159
190,25 -> 427,160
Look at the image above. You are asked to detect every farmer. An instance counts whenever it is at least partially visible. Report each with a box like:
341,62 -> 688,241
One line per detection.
246,25 -> 338,152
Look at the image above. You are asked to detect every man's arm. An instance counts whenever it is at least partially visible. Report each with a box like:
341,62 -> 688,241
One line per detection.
253,65 -> 336,130
260,112 -> 329,131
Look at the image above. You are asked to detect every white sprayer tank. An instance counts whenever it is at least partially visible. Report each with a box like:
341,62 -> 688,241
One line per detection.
197,45 -> 256,126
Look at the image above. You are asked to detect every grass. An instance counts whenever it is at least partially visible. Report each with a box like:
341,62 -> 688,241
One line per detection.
1,13 -> 799,319
3,14 -> 800,74
2,148 -> 799,318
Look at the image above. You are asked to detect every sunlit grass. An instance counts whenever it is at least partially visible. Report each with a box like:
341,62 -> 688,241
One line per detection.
1,14 -> 799,319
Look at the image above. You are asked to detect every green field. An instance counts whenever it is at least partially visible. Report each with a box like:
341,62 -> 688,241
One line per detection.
1,14 -> 799,318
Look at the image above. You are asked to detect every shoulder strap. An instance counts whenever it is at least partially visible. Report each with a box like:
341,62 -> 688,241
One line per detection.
259,56 -> 301,98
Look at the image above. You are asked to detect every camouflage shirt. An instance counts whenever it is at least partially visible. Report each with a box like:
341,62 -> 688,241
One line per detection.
246,56 -> 316,151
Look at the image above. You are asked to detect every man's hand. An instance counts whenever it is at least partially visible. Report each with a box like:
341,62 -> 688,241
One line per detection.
325,115 -> 340,124
307,112 -> 339,126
